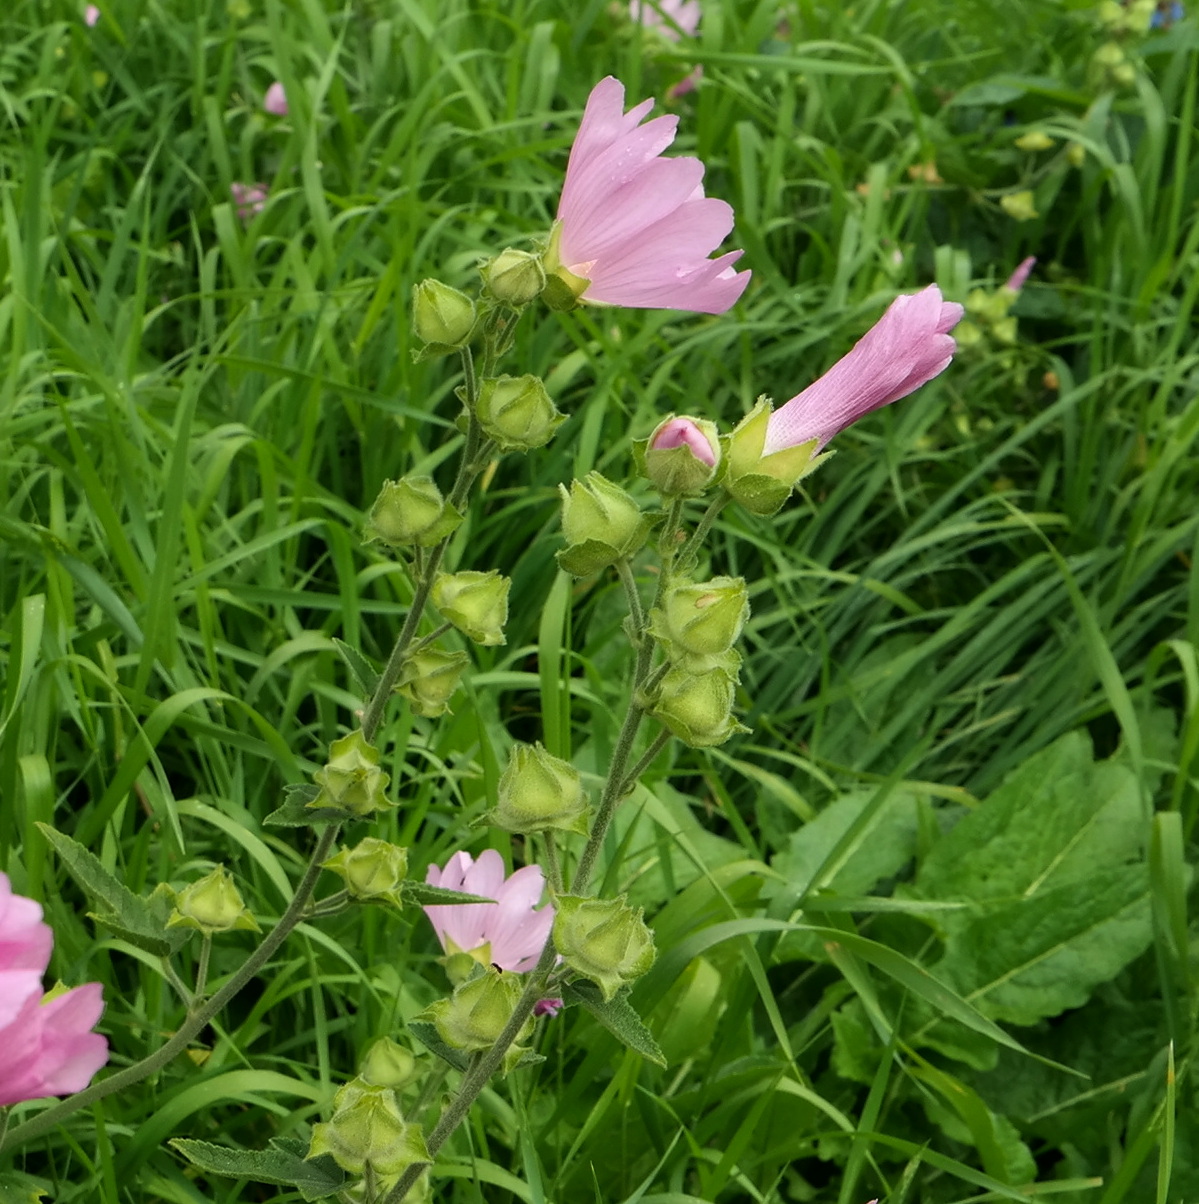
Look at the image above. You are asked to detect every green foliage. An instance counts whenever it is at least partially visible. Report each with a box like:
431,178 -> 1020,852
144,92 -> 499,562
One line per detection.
1,0 -> 1198,1201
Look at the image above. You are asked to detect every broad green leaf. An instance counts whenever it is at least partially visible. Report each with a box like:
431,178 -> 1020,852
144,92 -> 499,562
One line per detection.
937,865 -> 1152,1025
169,1138 -> 346,1201
36,823 -> 187,956
564,980 -> 667,1067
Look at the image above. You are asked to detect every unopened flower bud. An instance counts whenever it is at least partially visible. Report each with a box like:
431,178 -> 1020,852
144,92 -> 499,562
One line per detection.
999,191 -> 1038,222
324,838 -> 408,905
167,865 -> 260,935
724,400 -> 827,516
307,1079 -> 429,1176
476,374 -> 565,451
424,968 -> 529,1052
431,570 -> 510,646
649,664 -> 747,748
1067,142 -> 1086,168
553,895 -> 655,1001
312,730 -> 393,817
480,248 -> 546,306
359,1037 -> 417,1089
650,576 -> 749,669
638,415 -> 721,496
1014,130 -> 1054,152
557,472 -> 652,577
492,742 -> 589,835
412,279 -> 476,353
397,647 -> 469,717
365,477 -> 461,548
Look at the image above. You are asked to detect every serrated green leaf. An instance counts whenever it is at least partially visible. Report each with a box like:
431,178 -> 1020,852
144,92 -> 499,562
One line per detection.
333,638 -> 381,697
264,794 -> 345,827
564,981 -> 667,1067
401,882 -> 496,906
169,1138 -> 346,1200
36,823 -> 187,956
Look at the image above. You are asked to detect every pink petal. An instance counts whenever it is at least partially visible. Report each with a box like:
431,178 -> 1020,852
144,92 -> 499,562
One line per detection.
263,81 -> 288,117
651,418 -> 717,465
32,983 -> 109,1096
0,875 -> 53,973
1004,255 -> 1036,293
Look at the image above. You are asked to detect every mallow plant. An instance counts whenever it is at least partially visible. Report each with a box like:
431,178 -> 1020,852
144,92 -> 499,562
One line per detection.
0,76 -> 961,1204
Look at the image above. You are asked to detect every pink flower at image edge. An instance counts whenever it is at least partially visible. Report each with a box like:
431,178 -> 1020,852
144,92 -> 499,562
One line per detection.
424,850 -> 554,973
84,4 -> 100,25
548,76 -> 750,314
763,284 -> 963,454
629,0 -> 701,41
0,872 -> 107,1108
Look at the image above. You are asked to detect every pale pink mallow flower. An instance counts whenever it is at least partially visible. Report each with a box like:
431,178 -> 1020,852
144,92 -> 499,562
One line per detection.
263,81 -> 288,117
0,872 -> 108,1107
630,0 -> 701,41
230,181 -> 268,223
1004,255 -> 1036,293
84,4 -> 100,25
763,285 -> 964,454
651,417 -> 717,465
546,76 -> 750,314
423,850 -> 554,973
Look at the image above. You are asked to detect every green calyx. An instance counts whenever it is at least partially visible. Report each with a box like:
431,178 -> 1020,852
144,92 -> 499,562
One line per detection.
475,374 -> 565,451
552,894 -> 656,1002
167,865 -> 260,935
431,570 -> 510,646
649,576 -> 749,670
557,472 -> 653,577
311,730 -> 394,818
422,968 -> 531,1055
307,1079 -> 429,1177
491,742 -> 590,835
323,837 -> 409,906
364,476 -> 462,549
723,400 -> 829,517
647,663 -> 748,748
397,647 -> 470,718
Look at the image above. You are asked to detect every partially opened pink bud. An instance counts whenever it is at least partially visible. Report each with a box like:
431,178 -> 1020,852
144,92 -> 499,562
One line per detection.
650,417 -> 717,466
84,4 -> 100,25
543,76 -> 750,314
763,284 -> 963,454
263,81 -> 288,117
1003,255 -> 1036,293
423,851 -> 554,974
534,998 -> 564,1018
0,872 -> 108,1107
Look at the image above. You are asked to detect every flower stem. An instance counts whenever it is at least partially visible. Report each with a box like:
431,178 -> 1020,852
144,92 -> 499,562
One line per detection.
192,934 -> 212,1004
0,824 -> 341,1154
542,831 -> 564,895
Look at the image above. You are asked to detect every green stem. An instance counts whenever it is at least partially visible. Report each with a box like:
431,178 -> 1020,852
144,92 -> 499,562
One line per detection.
0,825 -> 341,1155
542,831 -> 564,895
618,729 -> 671,796
676,493 -> 729,569
159,958 -> 194,1009
407,622 -> 453,658
192,934 -> 212,1004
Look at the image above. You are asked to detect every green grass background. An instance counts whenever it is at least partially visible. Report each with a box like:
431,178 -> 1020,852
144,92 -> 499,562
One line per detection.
2,0 -> 1199,1200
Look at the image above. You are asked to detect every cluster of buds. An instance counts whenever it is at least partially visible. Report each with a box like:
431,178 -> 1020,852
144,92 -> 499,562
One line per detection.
644,575 -> 750,747
553,895 -> 656,1001
557,472 -> 653,576
311,730 -> 393,818
490,742 -> 590,835
167,865 -> 259,935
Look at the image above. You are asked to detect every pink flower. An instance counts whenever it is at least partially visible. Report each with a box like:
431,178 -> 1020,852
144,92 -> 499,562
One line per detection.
630,0 -> 701,41
533,997 -> 564,1018
763,285 -> 963,454
0,872 -> 107,1108
667,66 -> 704,99
84,4 -> 100,25
1004,255 -> 1036,293
230,181 -> 268,223
546,76 -> 750,313
651,416 -> 717,465
263,81 -> 288,117
423,851 -> 553,973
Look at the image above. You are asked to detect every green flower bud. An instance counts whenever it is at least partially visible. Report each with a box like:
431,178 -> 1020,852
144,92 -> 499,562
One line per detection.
636,415 -> 722,497
397,647 -> 469,718
476,374 -> 565,452
492,742 -> 590,835
650,576 -> 749,669
423,968 -> 530,1052
307,1079 -> 429,1177
557,472 -> 652,577
411,279 -> 476,354
480,248 -> 546,307
364,477 -> 462,548
723,400 -> 829,517
649,664 -> 748,748
323,838 -> 408,905
431,570 -> 510,646
359,1037 -> 417,1089
343,1170 -> 431,1204
167,865 -> 260,935
553,895 -> 656,1002
312,730 -> 394,818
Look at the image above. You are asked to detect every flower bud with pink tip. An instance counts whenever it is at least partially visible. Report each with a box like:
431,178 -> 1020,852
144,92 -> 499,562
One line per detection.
263,81 -> 288,116
1003,256 -> 1036,293
640,415 -> 720,496
543,77 -> 750,314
